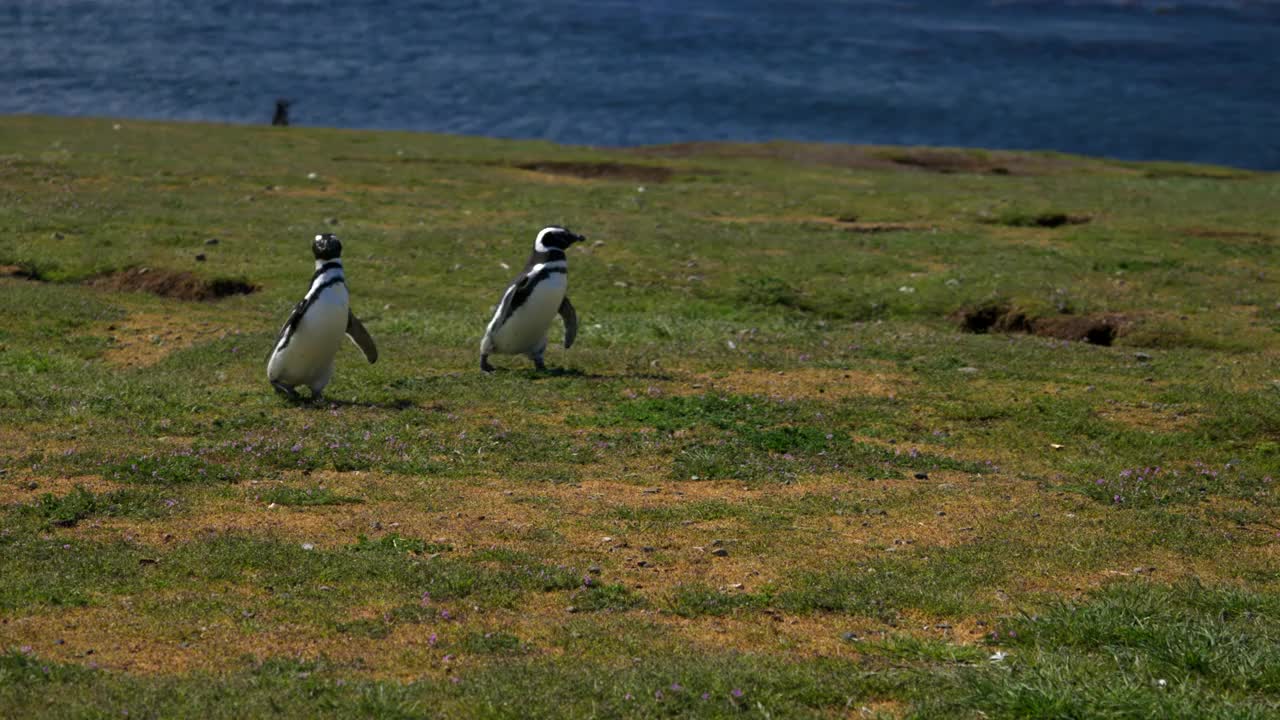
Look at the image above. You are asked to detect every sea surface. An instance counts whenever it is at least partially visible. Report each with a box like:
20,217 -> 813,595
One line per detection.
3,0 -> 1279,168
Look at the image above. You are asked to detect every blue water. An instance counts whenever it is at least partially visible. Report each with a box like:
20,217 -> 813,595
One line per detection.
3,0 -> 1279,168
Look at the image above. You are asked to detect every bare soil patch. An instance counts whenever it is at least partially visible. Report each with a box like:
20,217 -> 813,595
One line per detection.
99,312 -> 218,368
513,161 -> 677,183
87,268 -> 257,302
957,304 -> 1127,346
1097,401 -> 1198,432
834,221 -> 928,234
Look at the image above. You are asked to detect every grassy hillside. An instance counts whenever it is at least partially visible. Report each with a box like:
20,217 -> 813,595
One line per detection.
1,115 -> 1278,718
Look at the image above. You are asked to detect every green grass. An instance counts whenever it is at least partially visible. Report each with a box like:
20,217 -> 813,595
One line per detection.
1,115 -> 1278,717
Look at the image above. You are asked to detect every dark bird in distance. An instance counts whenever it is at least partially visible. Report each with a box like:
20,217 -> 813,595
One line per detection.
272,99 -> 292,126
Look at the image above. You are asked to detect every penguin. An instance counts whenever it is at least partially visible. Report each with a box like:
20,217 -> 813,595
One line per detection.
272,99 -> 292,126
267,233 -> 378,401
480,226 -> 585,372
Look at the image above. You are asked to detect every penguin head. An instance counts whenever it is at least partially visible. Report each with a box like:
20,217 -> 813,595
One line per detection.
312,233 -> 342,260
534,226 -> 586,252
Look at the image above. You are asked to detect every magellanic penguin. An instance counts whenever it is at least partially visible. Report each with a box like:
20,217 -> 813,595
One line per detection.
267,233 -> 378,401
480,226 -> 585,372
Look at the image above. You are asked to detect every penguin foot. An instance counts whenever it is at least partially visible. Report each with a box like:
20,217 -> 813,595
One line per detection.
532,357 -> 547,372
480,355 -> 495,373
271,381 -> 301,401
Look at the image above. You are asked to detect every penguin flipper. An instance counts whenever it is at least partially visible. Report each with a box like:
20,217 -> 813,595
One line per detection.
346,311 -> 379,363
558,296 -> 578,349
268,299 -> 308,361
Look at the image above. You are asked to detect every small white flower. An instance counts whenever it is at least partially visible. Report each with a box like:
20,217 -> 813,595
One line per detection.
1157,678 -> 1167,688
898,286 -> 916,293
989,651 -> 1008,663
301,542 -> 315,551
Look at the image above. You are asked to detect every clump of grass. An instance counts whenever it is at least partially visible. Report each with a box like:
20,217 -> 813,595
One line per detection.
665,585 -> 764,618
20,485 -> 175,527
737,276 -> 806,310
349,533 -> 453,555
106,453 -> 238,485
334,618 -> 391,639
857,635 -> 987,665
1074,462 -> 1276,508
593,393 -> 786,433
777,544 -> 1007,619
457,631 -> 529,656
571,582 -> 646,612
917,580 -> 1280,718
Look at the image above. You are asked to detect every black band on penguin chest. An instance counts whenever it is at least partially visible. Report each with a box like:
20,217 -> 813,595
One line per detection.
507,266 -> 566,317
312,261 -> 343,280
276,275 -> 346,352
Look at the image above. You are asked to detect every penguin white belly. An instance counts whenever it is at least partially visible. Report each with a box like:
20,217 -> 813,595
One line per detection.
491,275 -> 566,354
268,287 -> 349,387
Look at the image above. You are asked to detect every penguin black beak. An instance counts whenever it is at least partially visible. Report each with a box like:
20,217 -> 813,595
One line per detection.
570,232 -> 587,245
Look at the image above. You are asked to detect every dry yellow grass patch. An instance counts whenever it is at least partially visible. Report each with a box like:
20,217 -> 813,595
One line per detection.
0,474 -> 121,505
97,312 -> 221,368
0,603 -> 454,680
1097,400 -> 1198,432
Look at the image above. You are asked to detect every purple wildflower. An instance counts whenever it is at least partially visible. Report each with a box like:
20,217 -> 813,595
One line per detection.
428,633 -> 438,646
731,688 -> 744,699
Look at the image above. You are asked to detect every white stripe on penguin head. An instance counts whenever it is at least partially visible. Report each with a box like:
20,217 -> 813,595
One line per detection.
534,226 -> 566,253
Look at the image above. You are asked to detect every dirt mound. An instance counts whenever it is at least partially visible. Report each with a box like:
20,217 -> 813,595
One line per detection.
514,161 -> 677,183
88,268 -> 257,301
882,148 -> 1014,175
958,304 -> 1123,346
833,219 -> 926,234
987,211 -> 1092,229
2,262 -> 53,281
